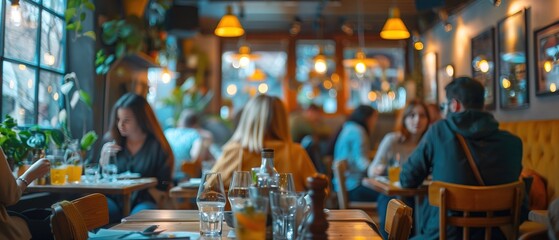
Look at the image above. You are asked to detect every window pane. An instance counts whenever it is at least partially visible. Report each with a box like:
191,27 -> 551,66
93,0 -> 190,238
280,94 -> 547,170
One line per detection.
4,0 -> 39,63
43,0 -> 65,15
344,47 -> 406,112
38,71 -> 62,127
41,10 -> 64,71
221,41 -> 287,111
2,61 -> 37,125
295,40 -> 337,113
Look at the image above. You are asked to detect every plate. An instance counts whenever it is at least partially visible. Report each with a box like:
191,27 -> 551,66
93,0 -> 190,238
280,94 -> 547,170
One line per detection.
117,172 -> 141,179
179,178 -> 202,188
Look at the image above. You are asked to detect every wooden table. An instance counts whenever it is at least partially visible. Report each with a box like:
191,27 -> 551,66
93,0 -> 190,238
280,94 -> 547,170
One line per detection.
112,210 -> 382,239
362,177 -> 428,231
122,209 -> 375,224
27,178 -> 157,216
169,185 -> 198,199
529,210 -> 549,225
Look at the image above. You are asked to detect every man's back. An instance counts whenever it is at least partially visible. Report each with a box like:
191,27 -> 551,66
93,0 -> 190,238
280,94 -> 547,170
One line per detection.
400,110 -> 523,239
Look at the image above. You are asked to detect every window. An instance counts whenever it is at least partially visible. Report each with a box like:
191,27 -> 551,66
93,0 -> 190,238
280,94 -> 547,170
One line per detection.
1,0 -> 65,126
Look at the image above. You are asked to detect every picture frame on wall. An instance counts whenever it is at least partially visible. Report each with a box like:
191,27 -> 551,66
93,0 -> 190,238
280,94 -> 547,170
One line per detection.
438,64 -> 454,103
534,20 -> 559,96
471,27 -> 496,110
497,8 -> 529,109
422,52 -> 438,104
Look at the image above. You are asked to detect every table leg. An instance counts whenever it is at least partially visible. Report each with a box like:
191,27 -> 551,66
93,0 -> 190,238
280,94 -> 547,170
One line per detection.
122,194 -> 131,217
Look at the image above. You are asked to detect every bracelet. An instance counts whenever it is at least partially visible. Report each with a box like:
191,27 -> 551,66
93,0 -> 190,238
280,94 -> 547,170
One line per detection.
17,177 -> 30,186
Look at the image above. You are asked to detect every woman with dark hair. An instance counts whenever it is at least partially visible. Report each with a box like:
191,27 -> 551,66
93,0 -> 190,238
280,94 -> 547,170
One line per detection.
332,105 -> 379,201
368,100 -> 430,238
101,93 -> 174,222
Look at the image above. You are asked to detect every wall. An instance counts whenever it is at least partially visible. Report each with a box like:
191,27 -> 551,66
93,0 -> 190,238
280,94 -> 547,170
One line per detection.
422,0 -> 559,122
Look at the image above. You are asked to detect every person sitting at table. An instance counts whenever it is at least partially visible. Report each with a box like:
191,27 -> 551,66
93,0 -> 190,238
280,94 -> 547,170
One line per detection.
210,94 -> 317,192
331,105 -> 379,202
1,148 -> 50,239
101,92 -> 174,223
164,109 -> 213,183
367,100 -> 430,238
400,77 -> 526,239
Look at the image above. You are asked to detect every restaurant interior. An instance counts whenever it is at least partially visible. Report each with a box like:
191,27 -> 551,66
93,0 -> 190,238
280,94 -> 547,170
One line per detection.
1,0 -> 559,239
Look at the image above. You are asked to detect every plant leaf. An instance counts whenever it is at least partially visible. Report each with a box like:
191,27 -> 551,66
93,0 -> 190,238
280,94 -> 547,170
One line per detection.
83,31 -> 96,41
80,131 -> 98,151
64,8 -> 76,22
70,91 -> 80,109
84,1 -> 95,11
67,23 -> 76,30
79,90 -> 92,108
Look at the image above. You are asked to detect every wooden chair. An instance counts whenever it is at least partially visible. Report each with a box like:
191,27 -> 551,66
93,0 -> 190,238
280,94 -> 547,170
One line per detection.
385,199 -> 413,240
332,160 -> 377,209
51,193 -> 109,240
181,159 -> 202,179
428,181 -> 524,240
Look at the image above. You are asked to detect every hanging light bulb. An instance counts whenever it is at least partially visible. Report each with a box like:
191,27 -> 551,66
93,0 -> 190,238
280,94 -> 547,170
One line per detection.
231,45 -> 260,68
380,7 -> 410,40
314,54 -> 327,74
544,60 -> 553,73
10,0 -> 22,27
44,52 -> 56,66
412,30 -> 423,50
161,68 -> 172,84
214,5 -> 244,37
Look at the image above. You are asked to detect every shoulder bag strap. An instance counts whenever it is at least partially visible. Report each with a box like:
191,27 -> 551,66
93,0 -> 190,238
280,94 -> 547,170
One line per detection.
455,133 -> 485,186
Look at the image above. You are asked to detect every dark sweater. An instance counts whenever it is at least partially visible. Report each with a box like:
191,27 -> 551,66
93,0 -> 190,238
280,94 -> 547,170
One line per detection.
400,110 -> 523,240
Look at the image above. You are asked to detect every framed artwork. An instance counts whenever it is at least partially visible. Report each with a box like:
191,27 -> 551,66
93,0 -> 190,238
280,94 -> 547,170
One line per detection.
438,64 -> 454,103
534,20 -> 559,96
422,52 -> 438,104
471,27 -> 496,110
497,9 -> 529,109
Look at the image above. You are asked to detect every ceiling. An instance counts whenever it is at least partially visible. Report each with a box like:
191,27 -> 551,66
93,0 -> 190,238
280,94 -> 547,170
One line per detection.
172,0 -> 475,36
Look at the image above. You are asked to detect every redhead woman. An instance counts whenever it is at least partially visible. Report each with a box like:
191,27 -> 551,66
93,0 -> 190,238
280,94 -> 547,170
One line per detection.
210,94 -> 317,192
101,93 -> 174,222
367,100 -> 430,238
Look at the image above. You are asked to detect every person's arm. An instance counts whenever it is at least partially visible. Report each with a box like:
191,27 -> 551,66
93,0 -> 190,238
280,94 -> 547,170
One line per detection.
1,150 -> 50,206
368,133 -> 395,177
400,129 -> 433,188
349,127 -> 371,172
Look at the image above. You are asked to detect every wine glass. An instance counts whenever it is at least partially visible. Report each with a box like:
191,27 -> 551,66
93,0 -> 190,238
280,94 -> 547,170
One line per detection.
196,172 -> 226,236
278,173 -> 296,193
228,171 -> 251,207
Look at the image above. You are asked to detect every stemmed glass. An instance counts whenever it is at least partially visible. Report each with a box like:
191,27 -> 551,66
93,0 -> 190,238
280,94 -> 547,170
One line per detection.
277,173 -> 296,193
228,171 -> 251,207
196,172 -> 226,237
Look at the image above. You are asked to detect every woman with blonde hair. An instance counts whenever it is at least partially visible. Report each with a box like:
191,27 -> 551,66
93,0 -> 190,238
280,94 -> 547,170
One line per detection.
211,94 -> 317,191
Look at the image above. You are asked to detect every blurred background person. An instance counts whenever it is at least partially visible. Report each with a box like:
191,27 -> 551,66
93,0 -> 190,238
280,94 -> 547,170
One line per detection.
101,93 -> 174,223
211,94 -> 317,191
1,148 -> 50,239
331,105 -> 379,201
367,100 -> 430,238
426,103 -> 442,123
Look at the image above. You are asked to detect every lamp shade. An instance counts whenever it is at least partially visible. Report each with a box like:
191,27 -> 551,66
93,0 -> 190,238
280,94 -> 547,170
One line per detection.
214,5 -> 244,37
380,7 -> 410,40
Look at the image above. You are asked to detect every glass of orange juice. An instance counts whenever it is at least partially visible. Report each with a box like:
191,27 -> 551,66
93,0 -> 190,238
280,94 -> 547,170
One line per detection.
388,153 -> 401,185
49,151 -> 67,185
232,196 -> 268,240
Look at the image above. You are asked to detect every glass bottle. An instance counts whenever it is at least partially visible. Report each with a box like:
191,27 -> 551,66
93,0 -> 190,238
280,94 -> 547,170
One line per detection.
258,148 -> 279,188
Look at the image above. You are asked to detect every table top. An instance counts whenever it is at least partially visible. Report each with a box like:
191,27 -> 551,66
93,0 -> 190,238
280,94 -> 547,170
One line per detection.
112,218 -> 381,239
529,210 -> 549,225
122,209 -> 375,224
26,178 -> 157,195
362,177 -> 427,197
169,185 -> 198,198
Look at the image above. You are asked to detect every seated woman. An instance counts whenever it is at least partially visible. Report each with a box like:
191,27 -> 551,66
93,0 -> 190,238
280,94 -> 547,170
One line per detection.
211,94 -> 317,192
367,100 -> 430,238
1,148 -> 50,239
332,105 -> 379,202
101,93 -> 174,222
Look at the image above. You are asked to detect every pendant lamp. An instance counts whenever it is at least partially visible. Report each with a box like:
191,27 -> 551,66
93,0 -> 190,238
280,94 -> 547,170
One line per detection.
380,7 -> 410,40
215,5 -> 244,37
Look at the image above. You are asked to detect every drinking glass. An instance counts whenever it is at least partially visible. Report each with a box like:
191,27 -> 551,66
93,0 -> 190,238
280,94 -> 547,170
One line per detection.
101,149 -> 118,182
228,171 -> 251,207
388,153 -> 401,185
232,196 -> 268,240
196,172 -> 226,237
84,162 -> 100,184
66,150 -> 83,184
277,173 -> 296,193
270,191 -> 298,240
48,150 -> 67,185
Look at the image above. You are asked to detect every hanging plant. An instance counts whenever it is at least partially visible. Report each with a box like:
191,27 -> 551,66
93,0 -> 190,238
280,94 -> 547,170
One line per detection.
65,0 -> 96,41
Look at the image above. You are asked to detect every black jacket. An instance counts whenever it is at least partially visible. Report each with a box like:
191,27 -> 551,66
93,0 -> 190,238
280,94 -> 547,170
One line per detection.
400,110 -> 523,240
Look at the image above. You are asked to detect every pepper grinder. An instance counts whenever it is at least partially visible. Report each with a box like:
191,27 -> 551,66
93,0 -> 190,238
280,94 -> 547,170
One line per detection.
303,173 -> 329,240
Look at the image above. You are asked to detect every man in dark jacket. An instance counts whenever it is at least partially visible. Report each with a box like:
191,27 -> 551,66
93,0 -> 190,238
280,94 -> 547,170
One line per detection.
400,76 -> 524,239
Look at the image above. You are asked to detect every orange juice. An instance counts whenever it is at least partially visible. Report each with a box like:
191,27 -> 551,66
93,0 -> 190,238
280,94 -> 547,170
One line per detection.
234,211 -> 267,240
66,165 -> 83,183
388,166 -> 401,184
17,164 -> 30,177
50,167 -> 67,185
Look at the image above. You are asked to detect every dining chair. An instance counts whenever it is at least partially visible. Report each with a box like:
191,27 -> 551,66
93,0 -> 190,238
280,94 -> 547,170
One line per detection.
428,181 -> 524,240
51,193 -> 109,240
385,199 -> 413,240
332,159 -> 377,210
181,159 -> 202,179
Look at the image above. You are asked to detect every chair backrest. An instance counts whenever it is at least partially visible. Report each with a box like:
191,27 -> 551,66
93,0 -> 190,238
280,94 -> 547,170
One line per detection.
51,193 -> 108,240
385,199 -> 413,240
181,160 -> 202,178
332,159 -> 349,209
428,181 -> 524,240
